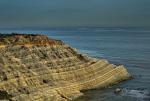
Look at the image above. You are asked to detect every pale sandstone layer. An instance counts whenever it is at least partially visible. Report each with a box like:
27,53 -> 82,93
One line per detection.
0,34 -> 131,101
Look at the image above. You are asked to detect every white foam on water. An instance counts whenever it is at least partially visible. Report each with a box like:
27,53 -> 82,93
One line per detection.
124,89 -> 150,99
78,49 -> 106,58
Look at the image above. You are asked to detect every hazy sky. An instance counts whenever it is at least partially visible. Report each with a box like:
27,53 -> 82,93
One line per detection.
0,0 -> 150,28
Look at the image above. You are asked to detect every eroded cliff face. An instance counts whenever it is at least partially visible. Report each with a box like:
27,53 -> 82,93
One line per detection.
0,34 -> 131,101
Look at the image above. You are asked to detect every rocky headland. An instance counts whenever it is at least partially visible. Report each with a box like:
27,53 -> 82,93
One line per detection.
0,33 -> 131,101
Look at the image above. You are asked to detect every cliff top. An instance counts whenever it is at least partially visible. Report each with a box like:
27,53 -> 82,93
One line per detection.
0,33 -> 63,45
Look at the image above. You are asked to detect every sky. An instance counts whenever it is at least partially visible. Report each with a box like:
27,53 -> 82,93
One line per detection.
0,0 -> 150,28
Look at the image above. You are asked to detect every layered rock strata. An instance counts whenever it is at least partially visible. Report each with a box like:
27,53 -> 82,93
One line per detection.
0,34 -> 131,101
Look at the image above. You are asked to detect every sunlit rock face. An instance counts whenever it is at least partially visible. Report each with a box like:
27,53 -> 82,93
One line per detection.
0,34 -> 131,101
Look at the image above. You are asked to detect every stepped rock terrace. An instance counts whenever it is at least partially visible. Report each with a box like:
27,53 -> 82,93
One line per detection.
0,33 -> 131,101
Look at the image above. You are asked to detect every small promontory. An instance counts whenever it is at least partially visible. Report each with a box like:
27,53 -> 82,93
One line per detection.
0,33 -> 131,101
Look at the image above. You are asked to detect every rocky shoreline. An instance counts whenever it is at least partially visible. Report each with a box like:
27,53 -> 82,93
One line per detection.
0,33 -> 131,101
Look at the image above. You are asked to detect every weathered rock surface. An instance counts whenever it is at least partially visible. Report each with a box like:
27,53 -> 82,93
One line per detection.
0,34 -> 131,101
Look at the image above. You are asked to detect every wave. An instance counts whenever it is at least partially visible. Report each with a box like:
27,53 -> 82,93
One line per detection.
123,89 -> 150,99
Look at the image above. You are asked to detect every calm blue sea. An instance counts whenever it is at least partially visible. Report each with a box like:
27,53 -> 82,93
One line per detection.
0,27 -> 150,101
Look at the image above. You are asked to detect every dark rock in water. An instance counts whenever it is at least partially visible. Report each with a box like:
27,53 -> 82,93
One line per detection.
114,88 -> 123,94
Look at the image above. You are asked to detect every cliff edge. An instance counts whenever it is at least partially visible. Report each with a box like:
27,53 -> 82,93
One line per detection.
0,34 -> 131,101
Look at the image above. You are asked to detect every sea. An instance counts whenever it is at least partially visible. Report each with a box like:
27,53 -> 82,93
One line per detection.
0,27 -> 150,101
